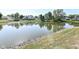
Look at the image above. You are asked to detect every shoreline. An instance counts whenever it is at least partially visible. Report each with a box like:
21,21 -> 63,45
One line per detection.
18,27 -> 79,49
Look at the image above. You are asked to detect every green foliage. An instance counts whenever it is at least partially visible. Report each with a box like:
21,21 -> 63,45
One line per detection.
39,12 -> 53,21
39,14 -> 45,21
47,12 -> 53,20
20,15 -> 24,19
44,12 -> 52,21
68,14 -> 75,19
0,13 -> 3,19
53,9 -> 65,22
68,14 -> 79,20
14,12 -> 20,21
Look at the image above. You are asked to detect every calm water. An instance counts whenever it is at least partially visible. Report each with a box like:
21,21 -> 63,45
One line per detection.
0,22 -> 77,48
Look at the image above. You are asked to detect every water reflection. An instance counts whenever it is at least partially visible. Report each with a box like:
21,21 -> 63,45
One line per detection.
53,22 -> 65,32
0,21 -> 78,48
7,22 -> 65,32
39,22 -> 53,30
68,22 -> 79,27
0,25 -> 3,30
64,23 -> 74,28
0,22 -> 76,32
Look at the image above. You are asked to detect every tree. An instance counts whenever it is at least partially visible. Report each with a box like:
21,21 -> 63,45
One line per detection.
39,14 -> 44,21
20,15 -> 24,19
11,14 -> 15,18
35,16 -> 38,18
47,12 -> 52,20
44,12 -> 52,21
14,12 -> 20,21
53,9 -> 65,22
68,15 -> 75,19
68,14 -> 79,20
44,14 -> 49,20
0,13 -> 3,19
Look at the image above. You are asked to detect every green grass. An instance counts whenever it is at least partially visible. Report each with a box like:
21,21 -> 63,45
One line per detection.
0,19 -> 41,25
65,20 -> 79,24
0,19 -> 14,22
0,20 -> 11,25
20,27 -> 79,49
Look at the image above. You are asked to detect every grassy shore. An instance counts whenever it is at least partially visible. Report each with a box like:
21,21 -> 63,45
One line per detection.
20,27 -> 79,49
0,20 -> 13,25
1,19 -> 79,49
65,20 -> 79,24
0,19 -> 41,25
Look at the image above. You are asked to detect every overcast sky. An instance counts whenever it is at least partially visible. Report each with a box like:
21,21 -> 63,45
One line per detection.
0,9 -> 79,16
0,0 -> 79,16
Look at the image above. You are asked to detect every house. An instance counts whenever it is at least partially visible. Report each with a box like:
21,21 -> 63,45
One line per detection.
2,16 -> 14,20
64,16 -> 70,20
64,15 -> 79,20
23,15 -> 34,20
27,15 -> 34,19
2,16 -> 8,20
23,16 -> 28,20
73,16 -> 79,20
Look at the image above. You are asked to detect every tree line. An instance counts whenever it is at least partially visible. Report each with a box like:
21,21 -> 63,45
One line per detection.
39,9 -> 65,22
0,9 -> 79,22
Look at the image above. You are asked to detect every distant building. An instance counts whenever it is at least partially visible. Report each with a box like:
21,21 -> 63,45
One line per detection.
64,16 -> 70,20
73,16 -> 79,20
2,16 -> 8,20
23,15 -> 34,20
27,15 -> 34,19
64,15 -> 79,20
2,16 -> 14,20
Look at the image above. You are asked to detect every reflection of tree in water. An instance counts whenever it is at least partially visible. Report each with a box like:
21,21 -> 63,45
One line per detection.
46,23 -> 53,30
39,22 -> 44,28
0,25 -> 3,31
7,21 -> 65,32
25,22 -> 35,26
20,23 -> 24,26
53,22 -> 65,32
39,22 -> 53,30
8,23 -> 25,29
14,23 -> 20,29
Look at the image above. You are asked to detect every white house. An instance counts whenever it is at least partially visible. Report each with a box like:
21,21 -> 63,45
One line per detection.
2,16 -> 14,20
23,15 -> 34,20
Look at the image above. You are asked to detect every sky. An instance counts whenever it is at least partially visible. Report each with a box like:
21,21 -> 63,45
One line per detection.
0,9 -> 79,16
0,0 -> 79,16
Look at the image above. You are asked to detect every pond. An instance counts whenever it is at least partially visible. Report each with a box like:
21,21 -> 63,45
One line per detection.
0,22 -> 77,48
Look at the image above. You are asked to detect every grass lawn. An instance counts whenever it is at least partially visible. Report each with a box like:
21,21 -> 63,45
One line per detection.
0,19 -> 41,25
20,27 -> 79,49
0,20 -> 12,25
65,20 -> 79,24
